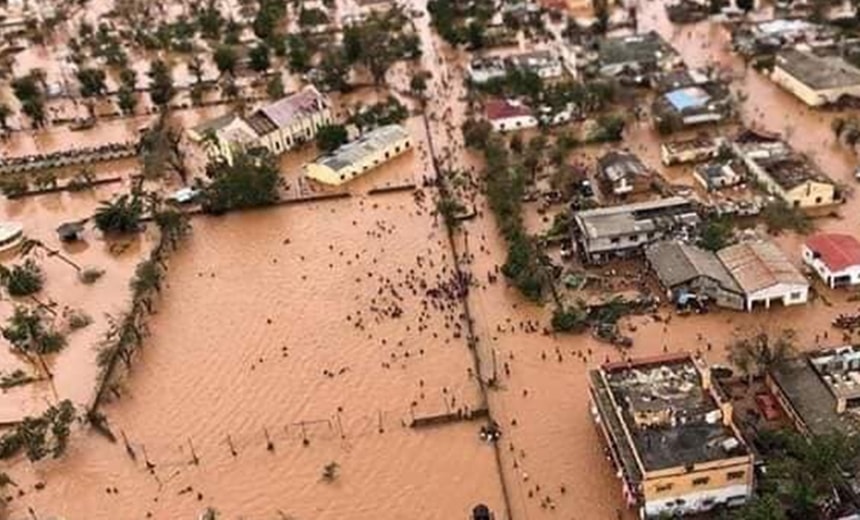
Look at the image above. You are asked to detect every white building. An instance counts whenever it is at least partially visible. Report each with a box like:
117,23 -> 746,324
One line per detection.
189,86 -> 333,163
771,48 -> 860,107
304,124 -> 411,185
484,99 -> 538,132
466,57 -> 507,84
717,240 -> 809,311
507,50 -> 564,79
802,233 -> 860,288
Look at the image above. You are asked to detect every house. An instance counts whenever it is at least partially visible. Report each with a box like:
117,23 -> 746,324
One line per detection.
596,151 -> 653,196
466,57 -> 507,84
717,240 -> 809,311
802,233 -> 860,288
767,346 -> 860,437
571,197 -> 700,263
652,83 -> 733,130
771,48 -> 860,107
694,160 -> 744,191
506,50 -> 564,79
304,124 -> 411,185
645,241 -> 745,310
732,130 -> 838,208
660,135 -> 724,166
597,31 -> 681,80
590,353 -> 754,519
730,19 -> 836,58
188,86 -> 333,163
484,99 -> 538,132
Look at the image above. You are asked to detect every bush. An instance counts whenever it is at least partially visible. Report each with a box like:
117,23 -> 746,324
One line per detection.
762,201 -> 813,235
201,148 -> 281,213
315,124 -> 349,153
551,306 -> 588,333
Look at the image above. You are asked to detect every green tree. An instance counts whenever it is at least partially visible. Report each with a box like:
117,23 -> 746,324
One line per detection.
117,86 -> 137,115
76,68 -> 107,98
248,43 -> 271,72
2,306 -> 66,377
21,99 -> 46,128
287,35 -> 311,73
148,59 -> 175,107
462,119 -> 492,149
317,46 -> 350,92
214,45 -> 238,76
728,329 -> 796,384
138,114 -> 188,183
119,67 -> 137,89
551,305 -> 588,333
729,494 -> 786,520
315,124 -> 348,153
93,193 -> 144,234
197,0 -> 224,39
410,72 -> 428,97
266,75 -> 284,99
0,260 -> 44,297
201,148 -> 281,213
698,217 -> 733,251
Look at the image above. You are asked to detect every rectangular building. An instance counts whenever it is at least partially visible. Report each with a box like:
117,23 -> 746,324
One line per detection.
597,151 -> 653,197
717,240 -> 809,311
597,31 -> 682,79
189,86 -> 333,163
572,197 -> 699,263
772,49 -> 860,107
304,124 -> 411,185
589,354 -> 754,519
803,233 -> 860,288
732,130 -> 837,209
660,135 -> 724,166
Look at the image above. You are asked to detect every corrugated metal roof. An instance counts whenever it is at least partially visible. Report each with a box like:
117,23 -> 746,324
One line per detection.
318,124 -> 409,173
717,241 -> 806,293
645,241 -> 741,293
255,85 -> 328,132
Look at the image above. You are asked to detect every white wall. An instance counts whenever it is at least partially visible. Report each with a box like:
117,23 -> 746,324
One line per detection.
746,282 -> 809,310
491,115 -> 538,132
643,483 -> 751,518
802,244 -> 860,287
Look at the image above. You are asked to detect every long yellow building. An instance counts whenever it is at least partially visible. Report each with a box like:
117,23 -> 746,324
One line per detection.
304,124 -> 412,185
589,353 -> 754,519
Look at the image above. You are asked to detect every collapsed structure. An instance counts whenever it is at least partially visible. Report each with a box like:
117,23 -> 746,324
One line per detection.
590,354 -> 754,519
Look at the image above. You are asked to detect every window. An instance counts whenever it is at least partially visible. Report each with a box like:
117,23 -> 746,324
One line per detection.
385,152 -> 390,159
395,146 -> 400,153
610,237 -> 620,244
646,232 -> 655,240
692,477 -> 710,486
702,498 -> 715,506
629,234 -> 639,242
727,471 -> 745,481
655,483 -> 673,492
790,291 -> 802,300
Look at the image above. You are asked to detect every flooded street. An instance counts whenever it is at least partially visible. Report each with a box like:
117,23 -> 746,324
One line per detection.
5,0 -> 860,518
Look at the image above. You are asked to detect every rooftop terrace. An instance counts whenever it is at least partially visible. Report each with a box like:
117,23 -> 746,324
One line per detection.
592,354 -> 748,473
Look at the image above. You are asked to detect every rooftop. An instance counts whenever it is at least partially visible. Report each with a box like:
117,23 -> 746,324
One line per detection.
662,135 -> 723,154
598,151 -> 650,183
484,98 -> 533,121
717,240 -> 807,293
736,137 -> 830,190
315,124 -> 409,173
645,241 -> 741,293
247,86 -> 329,135
770,349 -> 860,436
654,68 -> 713,92
592,354 -> 748,473
776,49 -> 860,91
805,233 -> 860,272
665,86 -> 712,111
598,30 -> 678,67
574,197 -> 697,240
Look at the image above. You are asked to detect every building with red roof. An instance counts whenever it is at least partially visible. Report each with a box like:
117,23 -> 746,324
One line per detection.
484,99 -> 538,132
803,233 -> 860,288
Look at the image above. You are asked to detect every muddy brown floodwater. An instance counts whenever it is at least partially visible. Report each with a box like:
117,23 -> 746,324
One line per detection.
8,0 -> 860,519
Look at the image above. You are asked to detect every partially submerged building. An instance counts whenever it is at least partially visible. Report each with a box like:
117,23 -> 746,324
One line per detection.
645,241 -> 745,310
590,353 -> 754,519
731,19 -> 836,58
768,345 -> 860,437
732,130 -> 838,209
484,99 -> 538,132
189,86 -> 333,163
694,159 -> 744,191
597,31 -> 682,81
660,135 -> 724,166
571,197 -> 700,263
597,151 -> 653,197
304,124 -> 411,185
466,57 -> 507,84
507,50 -> 564,79
803,233 -> 860,288
716,240 -> 809,311
652,83 -> 733,131
771,48 -> 860,107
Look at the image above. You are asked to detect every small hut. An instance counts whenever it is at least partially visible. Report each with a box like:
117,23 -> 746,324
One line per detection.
56,221 -> 85,242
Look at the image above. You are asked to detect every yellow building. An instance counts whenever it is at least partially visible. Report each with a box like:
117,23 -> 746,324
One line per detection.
188,86 -> 333,164
732,130 -> 837,209
304,125 -> 411,185
589,354 -> 754,519
772,49 -> 860,107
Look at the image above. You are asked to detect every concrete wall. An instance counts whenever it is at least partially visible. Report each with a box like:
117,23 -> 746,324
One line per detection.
305,134 -> 412,185
785,180 -> 837,208
746,282 -> 809,310
772,65 -> 860,107
802,244 -> 860,287
491,115 -> 539,132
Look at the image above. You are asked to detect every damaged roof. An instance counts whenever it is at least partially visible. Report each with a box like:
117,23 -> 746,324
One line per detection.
645,241 -> 741,293
717,241 -> 807,293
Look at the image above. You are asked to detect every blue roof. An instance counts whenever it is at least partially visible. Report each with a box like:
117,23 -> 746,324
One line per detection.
665,87 -> 711,111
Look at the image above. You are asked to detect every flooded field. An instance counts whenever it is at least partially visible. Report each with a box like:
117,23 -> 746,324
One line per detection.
6,0 -> 860,518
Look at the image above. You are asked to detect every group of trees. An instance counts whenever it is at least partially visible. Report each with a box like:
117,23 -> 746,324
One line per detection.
342,8 -> 421,84
0,260 -> 44,297
831,116 -> 860,151
200,148 -> 282,213
0,400 -> 76,462
428,0 -> 495,49
11,71 -> 47,128
347,97 -> 410,131
2,306 -> 66,379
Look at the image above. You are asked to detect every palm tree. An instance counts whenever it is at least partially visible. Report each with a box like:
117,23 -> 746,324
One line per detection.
93,193 -> 143,234
1,306 -> 65,378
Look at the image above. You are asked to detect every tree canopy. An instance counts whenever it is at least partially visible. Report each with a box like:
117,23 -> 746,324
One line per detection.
315,124 -> 349,153
200,148 -> 281,213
